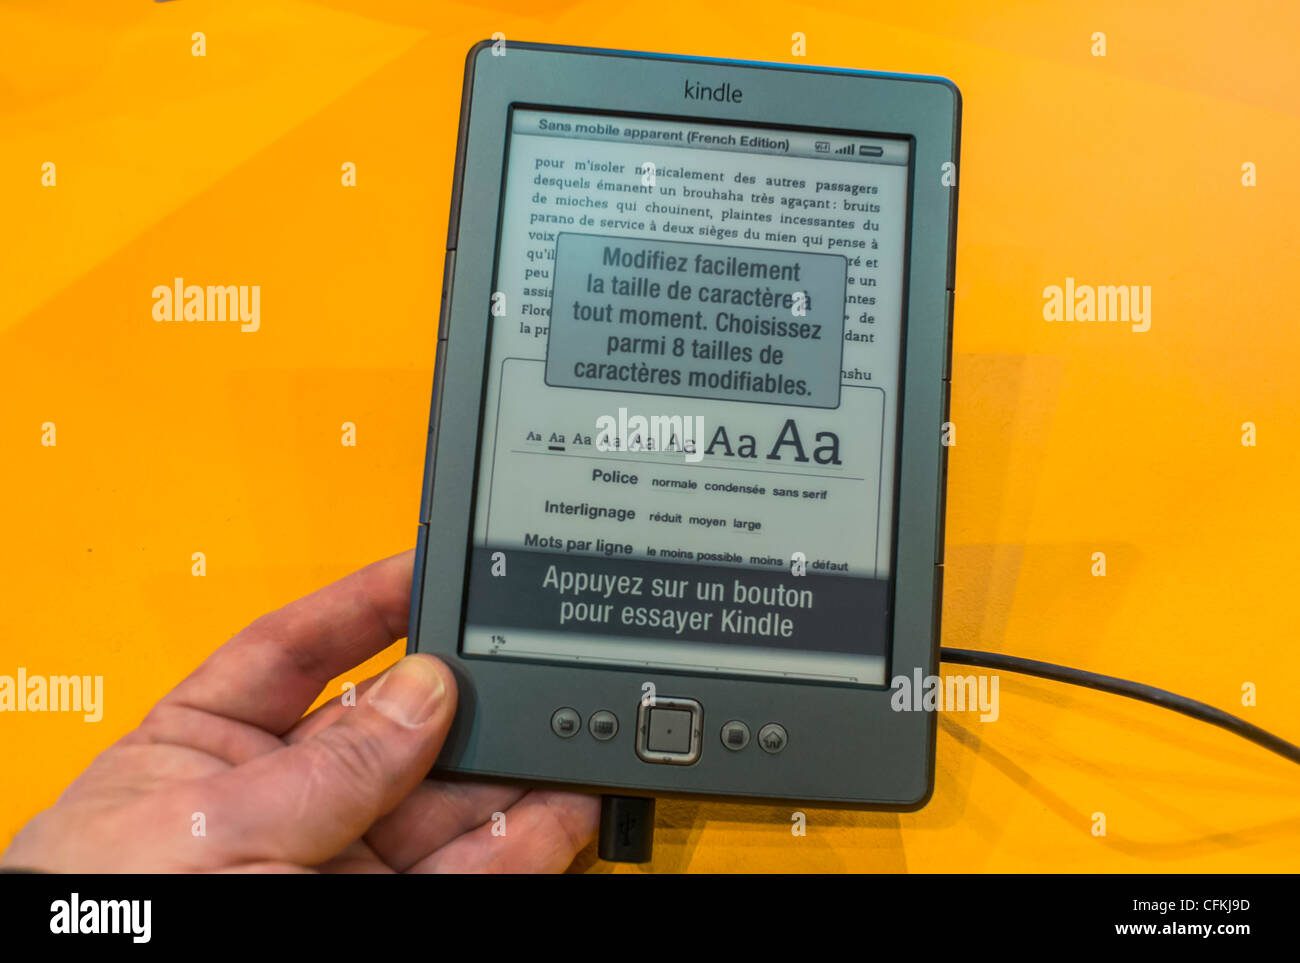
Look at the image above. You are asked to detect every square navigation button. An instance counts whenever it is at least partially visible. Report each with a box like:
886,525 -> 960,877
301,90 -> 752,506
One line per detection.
647,708 -> 693,754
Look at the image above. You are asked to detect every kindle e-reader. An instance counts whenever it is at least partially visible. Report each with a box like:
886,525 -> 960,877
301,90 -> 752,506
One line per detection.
409,40 -> 959,809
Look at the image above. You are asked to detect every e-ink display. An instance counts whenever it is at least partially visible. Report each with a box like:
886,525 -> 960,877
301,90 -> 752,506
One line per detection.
461,108 -> 912,685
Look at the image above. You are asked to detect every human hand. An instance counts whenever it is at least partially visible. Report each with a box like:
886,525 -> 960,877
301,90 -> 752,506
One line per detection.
1,551 -> 598,872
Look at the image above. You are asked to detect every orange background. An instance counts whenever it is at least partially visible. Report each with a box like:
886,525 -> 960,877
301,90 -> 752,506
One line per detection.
1,0 -> 1297,872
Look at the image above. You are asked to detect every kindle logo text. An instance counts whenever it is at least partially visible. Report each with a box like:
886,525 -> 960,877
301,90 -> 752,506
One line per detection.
684,80 -> 742,103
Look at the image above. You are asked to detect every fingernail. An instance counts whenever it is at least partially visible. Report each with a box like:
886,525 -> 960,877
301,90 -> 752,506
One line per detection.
367,656 -> 445,727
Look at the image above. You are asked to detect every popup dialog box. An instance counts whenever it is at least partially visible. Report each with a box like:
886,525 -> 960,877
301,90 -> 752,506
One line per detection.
545,233 -> 847,409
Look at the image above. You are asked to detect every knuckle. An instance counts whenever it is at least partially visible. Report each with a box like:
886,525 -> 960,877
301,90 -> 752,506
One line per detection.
310,722 -> 391,790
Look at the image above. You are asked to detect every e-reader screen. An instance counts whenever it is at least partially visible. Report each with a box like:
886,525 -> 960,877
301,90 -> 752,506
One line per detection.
460,106 -> 912,686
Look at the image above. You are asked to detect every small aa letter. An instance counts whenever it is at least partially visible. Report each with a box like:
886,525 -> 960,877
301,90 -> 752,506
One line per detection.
1241,421 -> 1256,446
191,812 -> 206,837
192,32 -> 206,57
491,811 -> 507,836
491,32 -> 506,56
790,551 -> 806,577
1091,551 -> 1106,576
1091,812 -> 1106,837
341,162 -> 356,187
641,162 -> 656,187
641,681 -> 657,708
941,421 -> 956,447
41,162 -> 56,187
41,422 -> 57,447
490,291 -> 507,317
342,681 -> 357,707
941,161 -> 957,187
490,551 -> 507,577
192,551 -> 207,577
1090,32 -> 1106,56
341,421 -> 357,447
791,811 -> 807,837
791,32 -> 806,57
1241,682 -> 1256,707
1241,162 -> 1256,187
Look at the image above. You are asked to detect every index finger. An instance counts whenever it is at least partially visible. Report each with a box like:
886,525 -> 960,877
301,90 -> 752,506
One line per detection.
160,549 -> 416,735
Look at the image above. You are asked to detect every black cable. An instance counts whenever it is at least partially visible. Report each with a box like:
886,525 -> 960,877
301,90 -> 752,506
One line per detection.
940,647 -> 1300,767
598,795 -> 656,862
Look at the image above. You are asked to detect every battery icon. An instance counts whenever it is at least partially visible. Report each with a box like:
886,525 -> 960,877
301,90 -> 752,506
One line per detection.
857,144 -> 883,157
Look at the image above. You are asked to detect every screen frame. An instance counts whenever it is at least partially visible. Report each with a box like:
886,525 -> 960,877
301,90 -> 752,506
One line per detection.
465,101 -> 914,690
409,40 -> 959,808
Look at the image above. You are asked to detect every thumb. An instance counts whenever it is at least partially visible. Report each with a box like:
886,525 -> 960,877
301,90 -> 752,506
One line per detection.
206,654 -> 457,867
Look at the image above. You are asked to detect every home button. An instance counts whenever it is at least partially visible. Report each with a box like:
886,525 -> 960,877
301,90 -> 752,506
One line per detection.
757,723 -> 788,754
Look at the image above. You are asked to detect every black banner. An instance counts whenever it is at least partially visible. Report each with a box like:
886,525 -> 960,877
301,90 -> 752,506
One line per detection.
464,545 -> 890,656
0,871 -> 1281,949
